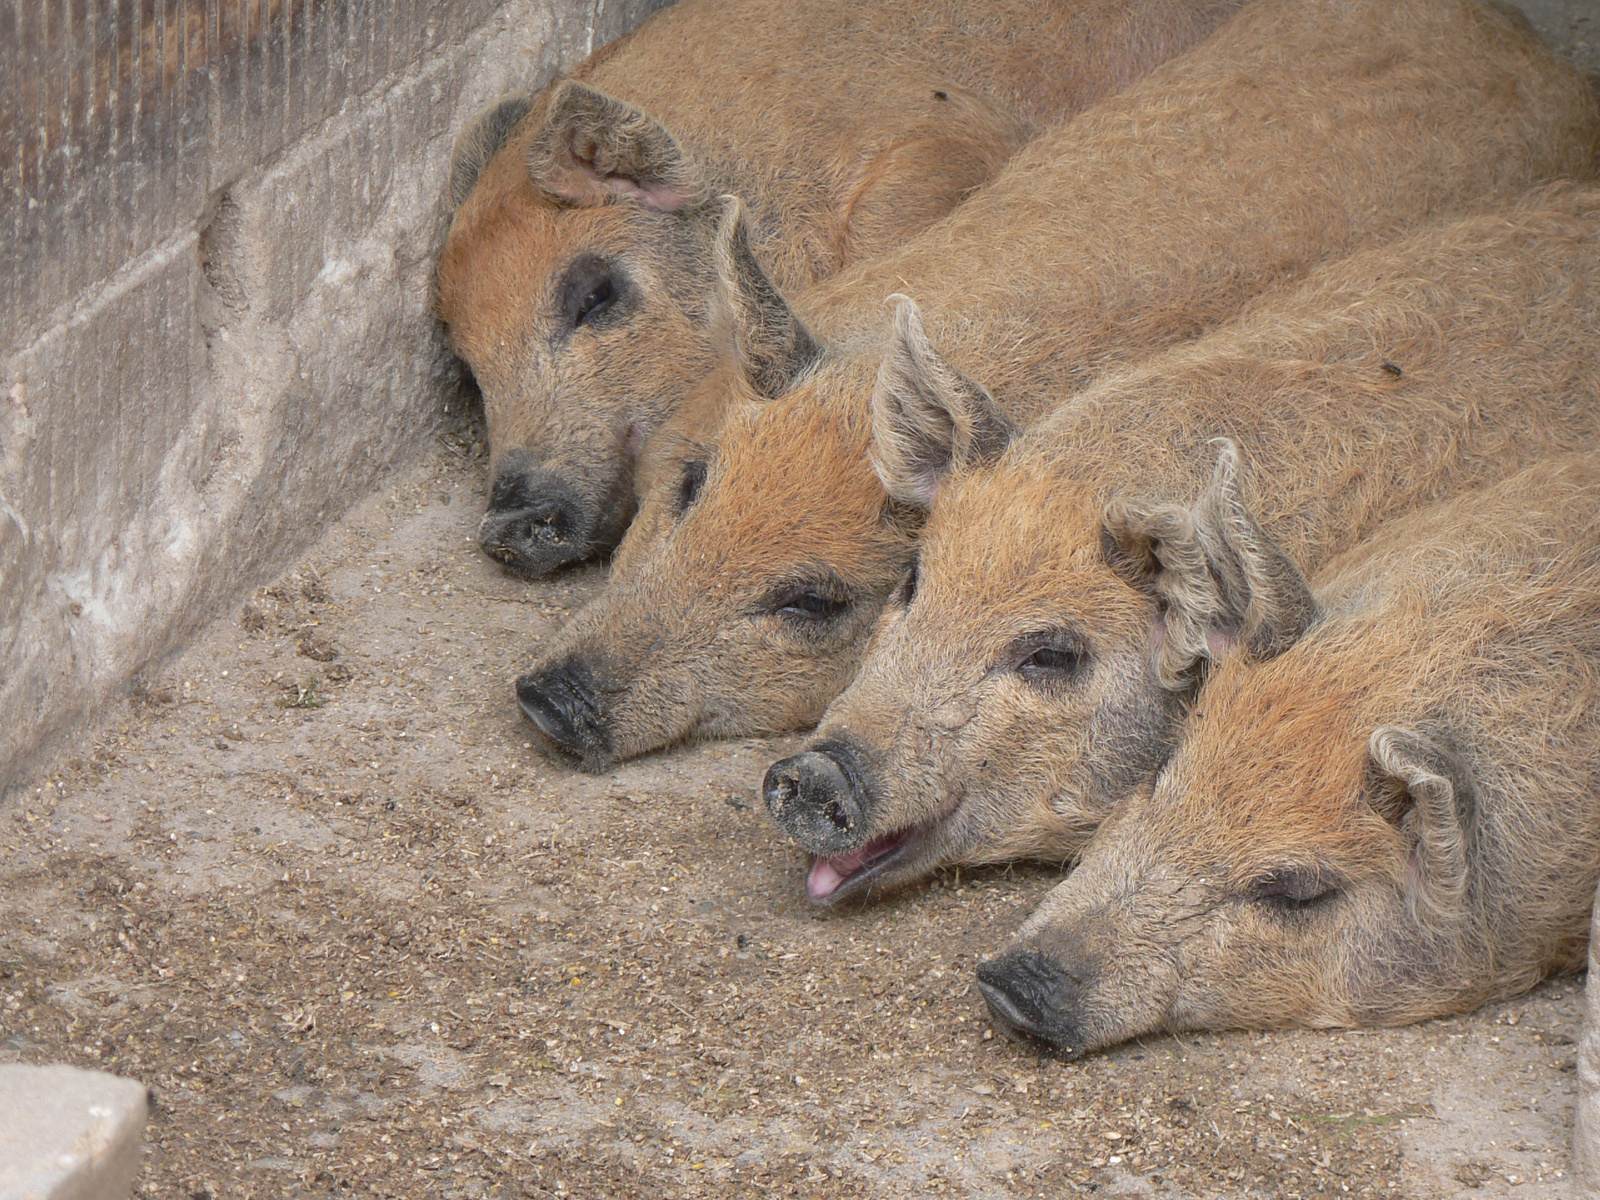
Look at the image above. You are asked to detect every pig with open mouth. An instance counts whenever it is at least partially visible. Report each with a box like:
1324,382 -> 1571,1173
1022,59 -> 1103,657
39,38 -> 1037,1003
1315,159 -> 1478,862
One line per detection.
778,184 -> 1600,904
977,455 -> 1600,1054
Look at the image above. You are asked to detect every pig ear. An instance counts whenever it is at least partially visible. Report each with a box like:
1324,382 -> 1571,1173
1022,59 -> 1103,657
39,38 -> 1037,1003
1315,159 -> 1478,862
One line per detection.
1367,727 -> 1474,929
869,295 -> 1016,510
527,80 -> 704,211
711,195 -> 823,397
450,93 -> 533,210
1102,440 -> 1316,687
1190,441 -> 1319,660
1100,500 -> 1214,687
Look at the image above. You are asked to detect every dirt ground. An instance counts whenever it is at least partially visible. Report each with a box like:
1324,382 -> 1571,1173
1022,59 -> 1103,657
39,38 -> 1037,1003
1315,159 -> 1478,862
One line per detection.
0,418 -> 1590,1200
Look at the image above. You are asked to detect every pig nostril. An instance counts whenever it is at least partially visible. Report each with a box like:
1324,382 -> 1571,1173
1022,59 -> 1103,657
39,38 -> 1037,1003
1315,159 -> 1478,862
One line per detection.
974,950 -> 1086,1051
514,659 -> 610,766
826,800 -> 852,830
528,513 -> 565,546
480,502 -> 577,556
764,772 -> 798,815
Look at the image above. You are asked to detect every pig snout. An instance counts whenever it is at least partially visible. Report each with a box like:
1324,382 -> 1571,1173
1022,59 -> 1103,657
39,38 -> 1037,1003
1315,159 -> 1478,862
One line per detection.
763,739 -> 877,856
478,450 -> 595,578
516,655 -> 613,769
975,950 -> 1093,1056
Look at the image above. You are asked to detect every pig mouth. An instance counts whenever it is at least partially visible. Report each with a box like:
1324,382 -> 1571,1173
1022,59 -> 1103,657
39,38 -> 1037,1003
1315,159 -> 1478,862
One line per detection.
805,827 -> 920,904
804,788 -> 968,905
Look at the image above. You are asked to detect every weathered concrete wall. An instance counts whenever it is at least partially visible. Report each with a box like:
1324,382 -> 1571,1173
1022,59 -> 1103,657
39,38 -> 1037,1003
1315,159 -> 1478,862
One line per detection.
0,0 -> 670,794
1516,0 -> 1599,81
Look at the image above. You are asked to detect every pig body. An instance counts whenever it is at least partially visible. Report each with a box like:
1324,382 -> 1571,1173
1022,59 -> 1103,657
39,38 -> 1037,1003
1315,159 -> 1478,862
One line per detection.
437,0 -> 1244,576
978,455 -> 1600,1053
779,183 -> 1600,904
516,0 -> 1600,775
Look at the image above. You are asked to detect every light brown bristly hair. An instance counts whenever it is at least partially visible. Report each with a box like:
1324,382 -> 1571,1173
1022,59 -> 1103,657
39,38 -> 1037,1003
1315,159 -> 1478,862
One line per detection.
435,0 -> 1245,575
802,183 -> 1600,905
516,0 -> 1600,775
987,455 -> 1600,1055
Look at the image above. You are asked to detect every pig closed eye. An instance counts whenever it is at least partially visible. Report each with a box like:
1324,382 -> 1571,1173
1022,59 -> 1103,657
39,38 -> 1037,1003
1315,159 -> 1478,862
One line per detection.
676,460 -> 708,515
558,255 -> 630,332
765,583 -> 852,625
1010,632 -> 1089,690
1252,869 -> 1341,916
895,560 -> 918,607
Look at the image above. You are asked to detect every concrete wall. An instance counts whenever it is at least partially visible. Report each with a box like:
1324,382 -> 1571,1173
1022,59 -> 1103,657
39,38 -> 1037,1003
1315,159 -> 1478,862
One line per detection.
1516,0 -> 1599,81
0,0 -> 670,794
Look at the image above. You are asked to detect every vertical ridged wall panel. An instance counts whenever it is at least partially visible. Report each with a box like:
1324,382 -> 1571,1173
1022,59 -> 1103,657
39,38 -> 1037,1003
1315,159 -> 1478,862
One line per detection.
1,0 -> 506,353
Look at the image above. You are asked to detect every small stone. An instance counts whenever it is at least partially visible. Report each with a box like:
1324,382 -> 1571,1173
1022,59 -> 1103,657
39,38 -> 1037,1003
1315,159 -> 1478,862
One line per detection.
296,633 -> 338,662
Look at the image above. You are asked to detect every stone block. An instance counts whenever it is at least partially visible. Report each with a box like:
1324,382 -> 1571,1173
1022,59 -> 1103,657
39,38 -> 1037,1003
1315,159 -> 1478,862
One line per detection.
1575,880 -> 1600,1196
0,1064 -> 148,1200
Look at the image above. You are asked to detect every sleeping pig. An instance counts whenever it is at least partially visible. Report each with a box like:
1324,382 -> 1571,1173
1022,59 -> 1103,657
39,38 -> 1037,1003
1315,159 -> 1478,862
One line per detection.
772,183 -> 1600,905
977,454 -> 1600,1053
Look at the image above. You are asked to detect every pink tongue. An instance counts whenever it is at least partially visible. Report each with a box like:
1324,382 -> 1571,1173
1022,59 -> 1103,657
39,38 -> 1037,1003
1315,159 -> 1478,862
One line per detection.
807,856 -> 850,900
806,834 -> 904,900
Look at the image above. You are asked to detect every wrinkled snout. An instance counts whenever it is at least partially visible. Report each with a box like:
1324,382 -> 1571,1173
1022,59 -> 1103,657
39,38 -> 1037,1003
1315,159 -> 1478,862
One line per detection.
479,450 -> 614,578
975,950 -> 1092,1056
515,655 -> 613,770
763,740 -> 877,856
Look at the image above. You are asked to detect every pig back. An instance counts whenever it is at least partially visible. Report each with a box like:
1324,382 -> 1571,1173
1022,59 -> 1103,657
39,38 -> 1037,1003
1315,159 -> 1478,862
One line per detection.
791,0 -> 1600,406
571,0 -> 1249,289
1020,182 -> 1600,575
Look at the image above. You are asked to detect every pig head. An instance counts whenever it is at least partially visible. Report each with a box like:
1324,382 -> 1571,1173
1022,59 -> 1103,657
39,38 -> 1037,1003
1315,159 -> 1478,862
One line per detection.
769,439 -> 1302,905
978,458 -> 1600,1055
512,208 -> 924,769
439,82 -> 726,578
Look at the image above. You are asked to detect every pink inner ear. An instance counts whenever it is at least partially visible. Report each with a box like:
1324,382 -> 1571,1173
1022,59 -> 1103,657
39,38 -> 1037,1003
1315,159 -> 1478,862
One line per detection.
1204,628 -> 1236,659
541,156 -> 691,211
1403,851 -> 1425,892
1149,614 -> 1167,652
602,175 -> 692,212
537,160 -> 613,207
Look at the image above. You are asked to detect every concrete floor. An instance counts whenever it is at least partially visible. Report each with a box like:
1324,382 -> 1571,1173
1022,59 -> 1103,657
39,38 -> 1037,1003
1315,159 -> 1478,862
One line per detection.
3,3 -> 1599,1196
